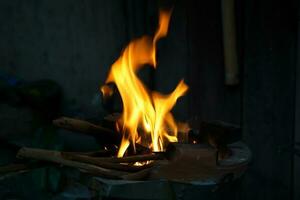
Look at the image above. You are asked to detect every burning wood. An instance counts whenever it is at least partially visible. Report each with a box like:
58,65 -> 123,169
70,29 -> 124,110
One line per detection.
0,9 -> 249,184
53,117 -> 119,143
0,114 -> 245,182
62,153 -> 156,172
15,147 -> 165,180
13,142 -> 250,182
52,116 -> 151,155
100,9 -> 188,157
52,116 -> 240,157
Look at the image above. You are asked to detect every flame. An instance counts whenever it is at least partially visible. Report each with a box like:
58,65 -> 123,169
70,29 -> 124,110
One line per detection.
101,10 -> 188,157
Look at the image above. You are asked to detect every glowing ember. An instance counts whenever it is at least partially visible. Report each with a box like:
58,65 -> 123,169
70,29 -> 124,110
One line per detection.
101,10 -> 188,157
133,161 -> 153,167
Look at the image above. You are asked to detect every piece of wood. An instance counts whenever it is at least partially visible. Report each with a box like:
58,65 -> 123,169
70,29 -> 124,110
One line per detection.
15,143 -> 250,182
53,116 -> 151,155
62,153 -> 155,172
98,153 -> 164,163
53,117 -> 120,143
17,147 -> 127,179
221,0 -> 239,85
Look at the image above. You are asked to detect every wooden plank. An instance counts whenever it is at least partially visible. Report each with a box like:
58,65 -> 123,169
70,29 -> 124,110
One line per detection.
242,0 -> 297,199
186,0 -> 241,124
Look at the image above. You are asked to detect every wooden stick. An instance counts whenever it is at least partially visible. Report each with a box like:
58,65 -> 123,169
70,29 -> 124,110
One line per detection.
62,153 -> 154,172
17,147 -> 127,179
53,117 -> 121,143
221,0 -> 239,85
99,153 -> 165,163
53,116 -> 151,154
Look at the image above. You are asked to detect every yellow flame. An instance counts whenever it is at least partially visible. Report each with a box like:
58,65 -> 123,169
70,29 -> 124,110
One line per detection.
102,10 -> 188,157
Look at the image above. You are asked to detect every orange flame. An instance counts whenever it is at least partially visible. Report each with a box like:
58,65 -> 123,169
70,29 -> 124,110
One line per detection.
101,10 -> 188,157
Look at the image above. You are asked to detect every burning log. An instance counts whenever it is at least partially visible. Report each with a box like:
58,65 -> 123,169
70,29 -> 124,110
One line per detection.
99,153 -> 164,163
16,147 -> 159,178
53,116 -> 240,158
62,153 -> 155,172
53,116 -> 151,155
15,141 -> 250,182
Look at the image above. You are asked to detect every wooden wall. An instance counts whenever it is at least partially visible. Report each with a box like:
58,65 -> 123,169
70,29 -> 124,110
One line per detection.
0,0 -> 128,115
186,0 -> 241,124
185,0 -> 298,199
180,0 -> 298,199
242,0 -> 297,199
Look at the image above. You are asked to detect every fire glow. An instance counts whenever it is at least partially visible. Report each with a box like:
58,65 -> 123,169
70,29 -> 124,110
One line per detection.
101,10 -> 188,157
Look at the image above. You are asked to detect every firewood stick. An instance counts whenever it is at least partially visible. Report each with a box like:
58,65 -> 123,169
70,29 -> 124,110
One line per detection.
99,153 -> 165,163
53,117 -> 120,142
53,116 -> 151,154
62,153 -> 154,172
17,147 -> 127,179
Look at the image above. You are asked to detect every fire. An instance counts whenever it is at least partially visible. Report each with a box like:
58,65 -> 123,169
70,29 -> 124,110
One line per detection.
101,10 -> 188,157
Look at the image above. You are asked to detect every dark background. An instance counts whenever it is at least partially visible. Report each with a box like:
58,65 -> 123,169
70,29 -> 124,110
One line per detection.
0,0 -> 299,199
